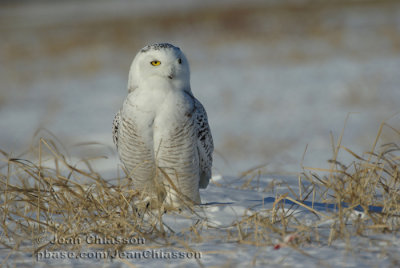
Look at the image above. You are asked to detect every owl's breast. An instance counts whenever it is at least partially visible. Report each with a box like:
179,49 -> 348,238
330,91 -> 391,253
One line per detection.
153,90 -> 195,132
124,88 -> 195,156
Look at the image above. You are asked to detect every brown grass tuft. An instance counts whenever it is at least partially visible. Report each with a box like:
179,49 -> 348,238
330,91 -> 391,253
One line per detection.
1,121 -> 399,265
0,138 -> 198,259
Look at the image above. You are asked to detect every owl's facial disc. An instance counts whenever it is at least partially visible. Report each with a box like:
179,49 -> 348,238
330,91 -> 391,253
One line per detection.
148,59 -> 174,79
145,51 -> 186,82
128,43 -> 191,92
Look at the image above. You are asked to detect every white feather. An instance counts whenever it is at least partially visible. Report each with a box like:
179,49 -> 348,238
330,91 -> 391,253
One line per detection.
113,43 -> 213,206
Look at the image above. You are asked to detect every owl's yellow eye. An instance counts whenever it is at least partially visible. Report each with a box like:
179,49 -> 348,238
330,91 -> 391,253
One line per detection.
150,60 -> 161,66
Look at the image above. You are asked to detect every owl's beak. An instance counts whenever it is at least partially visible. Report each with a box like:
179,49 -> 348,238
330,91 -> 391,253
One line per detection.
167,67 -> 175,79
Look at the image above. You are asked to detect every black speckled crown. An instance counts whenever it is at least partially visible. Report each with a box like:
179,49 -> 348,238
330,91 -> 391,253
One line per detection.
140,43 -> 179,53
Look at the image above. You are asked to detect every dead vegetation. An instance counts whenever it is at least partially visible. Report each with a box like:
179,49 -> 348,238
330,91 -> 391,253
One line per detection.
230,120 -> 400,258
1,121 -> 399,266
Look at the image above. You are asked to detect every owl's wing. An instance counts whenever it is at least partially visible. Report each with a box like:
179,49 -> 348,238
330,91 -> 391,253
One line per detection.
112,110 -> 121,150
194,99 -> 214,189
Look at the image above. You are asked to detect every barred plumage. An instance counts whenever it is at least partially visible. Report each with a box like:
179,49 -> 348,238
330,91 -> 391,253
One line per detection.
113,43 -> 213,206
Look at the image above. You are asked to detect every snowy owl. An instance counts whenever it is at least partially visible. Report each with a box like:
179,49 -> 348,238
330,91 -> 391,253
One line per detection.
113,43 -> 213,207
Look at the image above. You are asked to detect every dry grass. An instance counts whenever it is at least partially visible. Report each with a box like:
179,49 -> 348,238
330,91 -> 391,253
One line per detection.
1,121 -> 400,266
304,120 -> 400,233
0,138 -> 203,264
231,120 -> 400,257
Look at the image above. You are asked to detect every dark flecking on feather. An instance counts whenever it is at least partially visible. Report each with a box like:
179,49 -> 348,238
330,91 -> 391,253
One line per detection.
113,43 -> 213,206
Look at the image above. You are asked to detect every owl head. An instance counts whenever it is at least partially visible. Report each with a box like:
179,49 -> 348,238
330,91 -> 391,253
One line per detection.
127,43 -> 191,93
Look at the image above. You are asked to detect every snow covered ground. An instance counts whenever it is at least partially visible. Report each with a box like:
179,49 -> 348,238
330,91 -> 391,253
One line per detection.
1,0 -> 400,267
